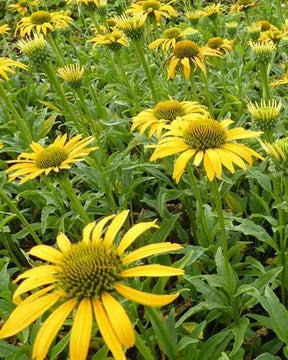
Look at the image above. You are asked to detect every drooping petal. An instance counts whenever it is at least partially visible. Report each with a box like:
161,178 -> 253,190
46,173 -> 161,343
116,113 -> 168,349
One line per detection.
29,245 -> 63,264
13,276 -> 57,301
173,149 -> 196,183
120,264 -> 184,277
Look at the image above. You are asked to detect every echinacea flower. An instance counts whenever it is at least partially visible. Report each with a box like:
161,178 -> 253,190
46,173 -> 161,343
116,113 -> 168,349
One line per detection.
7,134 -> 97,184
203,3 -> 222,20
150,115 -> 263,182
167,40 -> 221,79
185,10 -> 205,26
247,99 -> 282,132
230,0 -> 258,14
250,41 -> 276,65
0,57 -> 27,81
260,29 -> 288,43
149,27 -> 194,52
57,64 -> 85,88
206,37 -> 234,54
18,35 -> 51,64
0,24 -> 10,35
132,99 -> 208,138
261,138 -> 288,166
0,211 -> 183,360
8,0 -> 39,15
114,14 -> 147,40
16,10 -> 73,37
126,0 -> 177,22
88,29 -> 128,51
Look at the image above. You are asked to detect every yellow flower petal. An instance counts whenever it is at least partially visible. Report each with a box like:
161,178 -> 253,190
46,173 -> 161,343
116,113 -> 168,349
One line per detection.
203,152 -> 215,181
173,149 -> 196,183
13,275 -> 57,301
29,245 -> 63,263
33,299 -> 76,360
14,265 -> 57,283
104,210 -> 129,245
92,215 -> 116,243
56,233 -> 71,253
70,298 -> 93,360
102,292 -> 135,348
82,222 -> 96,243
120,264 -> 184,277
117,220 -> 159,255
114,283 -> 180,307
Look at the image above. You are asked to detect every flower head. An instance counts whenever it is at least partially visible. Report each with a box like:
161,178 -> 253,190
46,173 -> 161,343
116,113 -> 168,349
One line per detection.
66,0 -> 99,10
247,23 -> 261,41
0,211 -> 183,360
150,115 -> 263,182
114,14 -> 147,40
88,29 -> 128,51
206,37 -> 234,54
8,0 -> 39,15
0,24 -> 10,35
250,41 -> 276,65
167,40 -> 221,79
247,100 -> 282,132
260,29 -> 288,43
203,3 -> 222,20
7,134 -> 97,184
185,10 -> 205,25
149,27 -> 194,51
261,138 -> 288,174
126,0 -> 177,22
132,100 -> 208,138
18,35 -> 52,64
16,10 -> 73,37
57,64 -> 85,88
0,57 -> 27,81
225,21 -> 238,38
231,0 -> 258,13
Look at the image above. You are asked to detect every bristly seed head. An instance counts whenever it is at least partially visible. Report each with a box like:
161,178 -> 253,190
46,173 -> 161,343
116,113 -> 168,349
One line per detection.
56,242 -> 123,300
153,100 -> 186,121
142,0 -> 161,11
163,27 -> 181,39
35,146 -> 69,169
184,118 -> 227,150
173,40 -> 200,59
30,11 -> 52,25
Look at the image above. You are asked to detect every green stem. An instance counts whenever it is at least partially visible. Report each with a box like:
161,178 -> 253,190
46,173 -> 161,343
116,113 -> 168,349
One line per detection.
210,179 -> 238,323
41,63 -> 83,133
46,33 -> 65,65
202,73 -> 214,117
0,233 -> 24,269
0,189 -> 41,245
135,332 -> 156,360
57,174 -> 90,224
134,39 -> 159,104
188,165 -> 212,247
259,63 -> 271,100
190,72 -> 198,101
0,85 -> 32,145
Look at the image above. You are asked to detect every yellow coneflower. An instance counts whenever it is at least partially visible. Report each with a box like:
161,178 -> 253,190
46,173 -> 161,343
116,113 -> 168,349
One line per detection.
132,100 -> 208,138
261,138 -> 288,166
0,211 -> 183,360
126,0 -> 177,22
230,0 -> 258,13
250,41 -> 276,64
149,27 -> 194,52
185,10 -> 205,26
0,57 -> 27,81
260,29 -> 288,43
257,20 -> 278,32
8,0 -> 39,15
247,100 -> 282,131
225,21 -> 238,37
0,24 -> 10,35
150,115 -> 263,182
206,37 -> 234,54
16,10 -> 73,37
203,3 -> 222,19
7,134 -> 97,184
167,40 -> 221,79
247,23 -> 261,41
114,14 -> 147,40
88,29 -> 128,51
57,64 -> 85,88
18,35 -> 51,64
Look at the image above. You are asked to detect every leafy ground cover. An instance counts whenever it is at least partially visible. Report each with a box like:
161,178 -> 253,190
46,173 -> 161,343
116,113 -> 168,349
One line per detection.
0,0 -> 288,359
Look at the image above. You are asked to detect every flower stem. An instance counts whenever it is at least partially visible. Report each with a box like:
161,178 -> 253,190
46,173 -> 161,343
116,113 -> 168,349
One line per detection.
202,73 -> 214,117
259,63 -> 271,101
0,189 -> 41,245
134,39 -> 159,104
57,174 -> 90,224
188,165 -> 212,247
210,179 -> 238,323
0,85 -> 32,146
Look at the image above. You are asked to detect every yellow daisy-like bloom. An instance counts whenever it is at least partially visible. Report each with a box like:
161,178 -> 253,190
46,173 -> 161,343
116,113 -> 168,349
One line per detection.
206,37 -> 234,55
0,24 -> 10,35
261,138 -> 288,165
149,27 -> 194,52
203,3 -> 222,19
260,29 -> 288,43
16,10 -> 73,37
150,116 -> 263,182
0,211 -> 183,360
57,64 -> 85,88
132,100 -> 208,138
257,20 -> 278,32
231,0 -> 258,13
126,0 -> 177,22
114,14 -> 147,40
247,99 -> 282,131
88,29 -> 128,51
0,57 -> 27,81
8,0 -> 39,15
167,40 -> 221,79
7,134 -> 97,184
271,71 -> 288,87
185,10 -> 205,25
